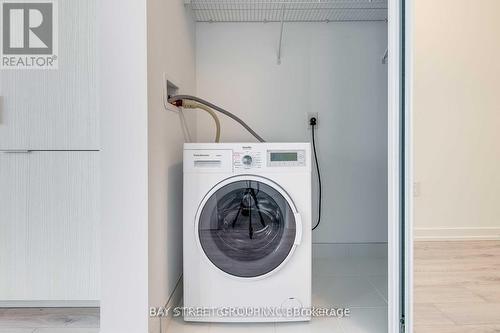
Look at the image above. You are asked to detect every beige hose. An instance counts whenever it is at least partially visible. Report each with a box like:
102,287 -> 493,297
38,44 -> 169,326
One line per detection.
182,100 -> 221,143
169,95 -> 264,142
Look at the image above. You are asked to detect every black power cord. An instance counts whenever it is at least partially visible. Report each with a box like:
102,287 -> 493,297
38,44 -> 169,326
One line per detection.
310,117 -> 322,231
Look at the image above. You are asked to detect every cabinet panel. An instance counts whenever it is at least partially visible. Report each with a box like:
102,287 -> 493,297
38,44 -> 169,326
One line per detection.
0,0 -> 97,150
0,154 -> 29,296
0,151 -> 99,300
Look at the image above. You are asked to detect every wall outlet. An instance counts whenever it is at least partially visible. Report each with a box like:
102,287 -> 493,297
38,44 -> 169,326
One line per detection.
163,73 -> 180,113
166,81 -> 179,100
307,112 -> 319,129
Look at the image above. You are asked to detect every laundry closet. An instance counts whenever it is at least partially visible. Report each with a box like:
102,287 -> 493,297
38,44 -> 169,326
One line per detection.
156,1 -> 389,332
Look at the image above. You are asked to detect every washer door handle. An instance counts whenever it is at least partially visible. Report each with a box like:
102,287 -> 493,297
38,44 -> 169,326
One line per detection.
293,212 -> 303,245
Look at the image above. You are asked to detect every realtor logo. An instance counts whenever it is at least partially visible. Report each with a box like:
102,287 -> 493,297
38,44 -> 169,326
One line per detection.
1,0 -> 58,69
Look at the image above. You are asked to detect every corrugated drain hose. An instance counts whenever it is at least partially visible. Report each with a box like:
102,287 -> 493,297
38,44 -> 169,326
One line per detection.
168,95 -> 265,142
182,100 -> 221,143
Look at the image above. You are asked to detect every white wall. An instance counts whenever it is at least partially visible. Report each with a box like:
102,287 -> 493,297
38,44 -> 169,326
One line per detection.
99,0 -> 149,332
100,0 -> 196,331
414,0 -> 500,240
196,22 -> 388,243
147,0 -> 196,332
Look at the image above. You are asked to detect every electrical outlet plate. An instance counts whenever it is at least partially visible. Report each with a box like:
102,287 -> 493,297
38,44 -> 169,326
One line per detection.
307,112 -> 319,129
163,73 -> 180,113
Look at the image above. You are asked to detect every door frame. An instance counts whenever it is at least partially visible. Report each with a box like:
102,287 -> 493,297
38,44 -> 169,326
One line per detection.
388,0 -> 413,332
403,0 -> 414,331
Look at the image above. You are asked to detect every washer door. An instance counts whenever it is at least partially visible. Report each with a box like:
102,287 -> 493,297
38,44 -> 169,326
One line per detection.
197,176 -> 300,278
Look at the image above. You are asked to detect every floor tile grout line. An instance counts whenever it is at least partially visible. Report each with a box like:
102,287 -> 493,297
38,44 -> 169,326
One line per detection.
337,316 -> 348,332
337,307 -> 388,332
332,317 -> 347,333
366,276 -> 388,304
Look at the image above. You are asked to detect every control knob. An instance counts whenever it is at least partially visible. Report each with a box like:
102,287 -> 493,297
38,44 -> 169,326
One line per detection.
242,155 -> 253,166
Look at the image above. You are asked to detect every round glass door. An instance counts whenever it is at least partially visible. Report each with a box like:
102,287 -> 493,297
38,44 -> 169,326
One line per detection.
198,179 -> 297,278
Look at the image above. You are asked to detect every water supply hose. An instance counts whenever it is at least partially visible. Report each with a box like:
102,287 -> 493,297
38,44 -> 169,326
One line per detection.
182,100 -> 221,143
168,95 -> 265,142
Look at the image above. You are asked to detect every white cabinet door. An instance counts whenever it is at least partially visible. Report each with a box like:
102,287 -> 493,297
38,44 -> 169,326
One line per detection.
0,151 -> 99,301
0,0 -> 97,150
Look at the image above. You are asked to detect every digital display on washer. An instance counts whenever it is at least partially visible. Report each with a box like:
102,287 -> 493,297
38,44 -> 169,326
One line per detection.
270,152 -> 298,162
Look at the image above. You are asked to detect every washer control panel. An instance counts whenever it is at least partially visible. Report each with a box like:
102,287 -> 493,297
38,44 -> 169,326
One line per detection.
233,148 -> 306,170
233,150 -> 263,170
185,144 -> 309,173
267,150 -> 306,167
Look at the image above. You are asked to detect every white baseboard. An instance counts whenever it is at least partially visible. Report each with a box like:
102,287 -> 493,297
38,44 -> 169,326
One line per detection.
156,276 -> 183,333
414,227 -> 500,241
166,276 -> 183,309
312,242 -> 388,258
0,300 -> 99,308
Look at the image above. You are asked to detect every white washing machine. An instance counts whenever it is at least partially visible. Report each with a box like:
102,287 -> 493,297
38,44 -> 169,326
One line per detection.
183,142 -> 311,322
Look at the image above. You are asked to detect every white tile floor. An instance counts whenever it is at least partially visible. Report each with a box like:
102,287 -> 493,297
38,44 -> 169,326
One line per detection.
0,256 -> 386,333
165,255 -> 388,333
